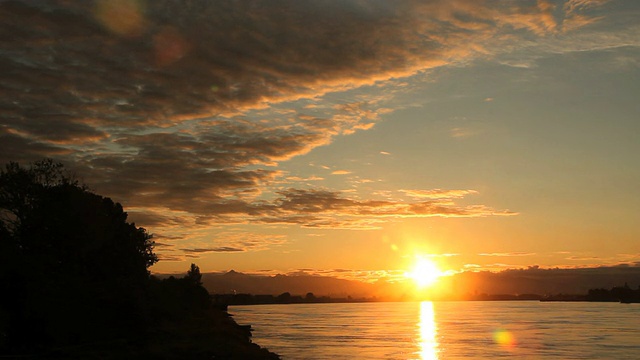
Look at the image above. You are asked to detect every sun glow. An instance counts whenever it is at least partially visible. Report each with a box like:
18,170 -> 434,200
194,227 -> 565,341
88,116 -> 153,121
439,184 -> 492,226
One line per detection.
405,257 -> 443,288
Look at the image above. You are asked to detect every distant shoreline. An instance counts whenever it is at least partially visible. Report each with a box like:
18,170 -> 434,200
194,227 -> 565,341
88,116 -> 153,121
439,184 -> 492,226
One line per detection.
217,290 -> 640,306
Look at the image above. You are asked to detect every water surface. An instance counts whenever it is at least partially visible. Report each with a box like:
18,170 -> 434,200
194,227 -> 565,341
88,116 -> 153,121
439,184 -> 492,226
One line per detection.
231,301 -> 640,359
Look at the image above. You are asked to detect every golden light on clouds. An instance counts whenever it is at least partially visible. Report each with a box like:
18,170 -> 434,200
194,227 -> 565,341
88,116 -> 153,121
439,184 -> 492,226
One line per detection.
331,170 -> 352,175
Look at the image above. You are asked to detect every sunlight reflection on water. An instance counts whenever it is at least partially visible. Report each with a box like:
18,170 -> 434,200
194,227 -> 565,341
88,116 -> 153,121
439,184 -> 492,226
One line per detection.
419,301 -> 438,360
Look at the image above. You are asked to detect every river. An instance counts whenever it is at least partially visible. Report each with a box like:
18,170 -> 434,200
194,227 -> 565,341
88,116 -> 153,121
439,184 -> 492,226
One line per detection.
230,301 -> 640,359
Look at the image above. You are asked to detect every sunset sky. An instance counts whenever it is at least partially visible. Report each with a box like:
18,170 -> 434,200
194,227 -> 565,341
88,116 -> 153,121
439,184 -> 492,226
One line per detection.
2,0 -> 639,281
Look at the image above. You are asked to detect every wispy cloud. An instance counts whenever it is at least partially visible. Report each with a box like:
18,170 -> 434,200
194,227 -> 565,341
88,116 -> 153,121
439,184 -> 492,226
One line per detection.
159,231 -> 288,260
181,247 -> 244,253
285,176 -> 324,182
566,255 -> 602,260
450,127 -> 478,138
401,189 -> 478,199
252,188 -> 515,229
564,0 -> 612,14
479,252 -> 537,257
331,170 -> 352,175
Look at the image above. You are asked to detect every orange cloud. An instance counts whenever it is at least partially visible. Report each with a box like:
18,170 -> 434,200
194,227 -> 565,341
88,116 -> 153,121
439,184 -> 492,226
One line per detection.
401,189 -> 479,199
479,252 -> 537,257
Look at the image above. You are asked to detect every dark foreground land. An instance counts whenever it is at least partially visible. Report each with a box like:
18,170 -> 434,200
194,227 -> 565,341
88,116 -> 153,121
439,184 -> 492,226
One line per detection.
1,263 -> 281,359
0,161 -> 278,359
1,273 -> 280,359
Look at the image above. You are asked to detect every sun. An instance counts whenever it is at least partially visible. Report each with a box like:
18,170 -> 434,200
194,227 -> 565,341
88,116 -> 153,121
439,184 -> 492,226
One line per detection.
405,257 -> 442,288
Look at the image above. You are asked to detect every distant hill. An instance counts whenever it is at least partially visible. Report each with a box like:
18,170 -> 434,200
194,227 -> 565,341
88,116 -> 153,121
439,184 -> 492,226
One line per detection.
439,265 -> 640,297
200,270 -> 378,298
156,265 -> 640,300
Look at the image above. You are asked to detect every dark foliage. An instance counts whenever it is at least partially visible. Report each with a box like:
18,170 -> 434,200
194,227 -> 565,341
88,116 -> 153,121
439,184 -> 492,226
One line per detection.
587,283 -> 640,303
0,160 -> 157,353
0,160 -> 278,359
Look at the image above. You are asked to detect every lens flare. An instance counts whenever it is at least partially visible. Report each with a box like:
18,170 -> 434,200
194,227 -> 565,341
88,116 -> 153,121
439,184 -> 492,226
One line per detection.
94,0 -> 146,37
493,329 -> 516,348
153,27 -> 191,67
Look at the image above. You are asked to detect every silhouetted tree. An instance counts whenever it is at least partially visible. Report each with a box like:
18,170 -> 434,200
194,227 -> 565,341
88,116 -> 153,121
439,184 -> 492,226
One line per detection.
187,263 -> 203,286
277,292 -> 292,303
0,159 -> 157,354
587,288 -> 614,301
610,283 -> 634,302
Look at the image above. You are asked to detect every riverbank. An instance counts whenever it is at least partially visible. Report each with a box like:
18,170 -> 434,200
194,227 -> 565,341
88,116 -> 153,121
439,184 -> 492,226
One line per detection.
143,306 -> 280,359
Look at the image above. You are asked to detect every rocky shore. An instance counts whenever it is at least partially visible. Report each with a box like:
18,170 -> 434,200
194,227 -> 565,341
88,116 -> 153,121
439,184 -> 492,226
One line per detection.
142,306 -> 280,359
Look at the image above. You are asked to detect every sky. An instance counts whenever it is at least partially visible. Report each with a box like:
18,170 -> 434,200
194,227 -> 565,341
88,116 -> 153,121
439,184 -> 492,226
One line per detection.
2,0 -> 639,281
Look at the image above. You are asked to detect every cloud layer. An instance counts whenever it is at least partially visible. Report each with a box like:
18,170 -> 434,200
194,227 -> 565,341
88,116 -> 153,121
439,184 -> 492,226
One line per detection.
1,0 -> 615,260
